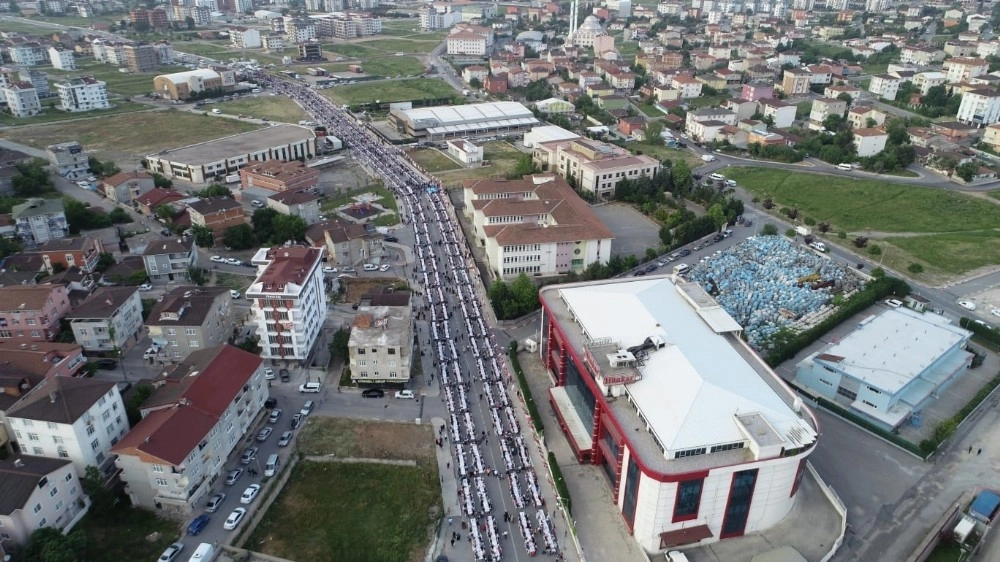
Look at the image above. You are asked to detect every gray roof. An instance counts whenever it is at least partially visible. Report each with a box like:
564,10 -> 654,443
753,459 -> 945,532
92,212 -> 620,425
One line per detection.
12,198 -> 65,219
7,375 -> 115,424
66,286 -> 138,319
142,237 -> 193,256
146,286 -> 228,327
0,456 -> 72,516
147,124 -> 315,167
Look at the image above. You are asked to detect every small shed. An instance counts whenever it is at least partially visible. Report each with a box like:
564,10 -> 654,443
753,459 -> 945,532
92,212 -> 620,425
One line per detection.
953,514 -> 976,543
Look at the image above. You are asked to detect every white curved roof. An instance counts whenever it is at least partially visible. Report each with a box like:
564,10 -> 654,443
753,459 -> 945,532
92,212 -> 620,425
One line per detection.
580,15 -> 603,30
157,68 -> 221,84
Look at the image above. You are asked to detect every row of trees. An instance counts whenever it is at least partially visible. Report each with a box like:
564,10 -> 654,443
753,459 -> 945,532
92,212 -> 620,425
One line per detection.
219,208 -> 308,250
487,273 -> 539,320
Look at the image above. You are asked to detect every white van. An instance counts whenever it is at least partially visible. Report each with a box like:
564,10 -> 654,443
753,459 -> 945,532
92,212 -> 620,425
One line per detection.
672,263 -> 690,275
211,108 -> 221,114
836,163 -> 852,171
189,543 -> 215,562
265,453 -> 280,477
363,263 -> 378,271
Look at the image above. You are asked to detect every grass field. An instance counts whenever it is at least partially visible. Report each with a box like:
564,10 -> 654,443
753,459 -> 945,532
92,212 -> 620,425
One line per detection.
321,78 -> 456,106
362,56 -> 425,78
319,184 -> 399,228
634,142 -> 706,170
725,167 -> 1000,278
248,418 -> 440,562
323,43 -> 380,59
213,272 -> 253,292
214,96 -> 308,123
434,141 -> 524,184
0,110 -> 262,162
989,190 -> 1000,200
0,102 -> 150,126
688,94 -> 729,109
45,61 -> 190,97
76,507 -> 179,562
407,148 -> 462,172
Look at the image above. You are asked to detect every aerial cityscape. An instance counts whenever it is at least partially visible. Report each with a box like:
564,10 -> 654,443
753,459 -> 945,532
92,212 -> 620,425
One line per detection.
0,0 -> 999,561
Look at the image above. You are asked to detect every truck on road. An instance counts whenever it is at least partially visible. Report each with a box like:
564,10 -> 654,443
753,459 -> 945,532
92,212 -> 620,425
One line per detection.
795,226 -> 812,237
701,154 -> 717,162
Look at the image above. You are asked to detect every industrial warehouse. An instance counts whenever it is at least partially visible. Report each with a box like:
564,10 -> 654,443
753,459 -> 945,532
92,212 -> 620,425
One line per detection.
538,276 -> 819,553
388,101 -> 540,140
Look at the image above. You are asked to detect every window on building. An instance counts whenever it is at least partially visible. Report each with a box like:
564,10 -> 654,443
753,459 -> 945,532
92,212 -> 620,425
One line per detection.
57,447 -> 68,458
91,439 -> 99,451
64,473 -> 72,482
33,447 -> 44,455
52,436 -> 63,444
33,503 -> 41,514
673,478 -> 704,522
155,478 -> 168,487
49,487 -> 58,497
27,433 -> 39,441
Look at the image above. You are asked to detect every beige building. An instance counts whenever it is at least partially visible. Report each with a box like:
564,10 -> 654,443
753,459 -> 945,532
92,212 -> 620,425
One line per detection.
847,106 -> 887,129
912,71 -> 946,94
66,287 -> 143,353
305,220 -> 384,268
267,190 -> 322,225
0,456 -> 90,546
853,127 -> 889,157
780,67 -> 811,95
348,290 -> 414,385
152,68 -> 237,101
462,175 -> 614,278
808,97 -> 848,130
531,137 -> 660,199
943,57 -> 988,83
145,286 -> 237,362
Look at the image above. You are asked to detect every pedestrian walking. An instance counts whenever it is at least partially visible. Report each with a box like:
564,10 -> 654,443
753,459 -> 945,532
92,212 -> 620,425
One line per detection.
970,445 -> 974,453
979,448 -> 983,455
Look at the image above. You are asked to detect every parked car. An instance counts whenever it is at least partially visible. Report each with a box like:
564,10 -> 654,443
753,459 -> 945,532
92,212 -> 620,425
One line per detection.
205,492 -> 226,513
239,447 -> 258,465
679,249 -> 692,257
230,290 -> 241,299
643,264 -> 656,273
139,282 -> 153,291
158,542 -> 185,562
323,266 -> 337,273
362,388 -> 385,398
384,236 -> 399,243
268,409 -> 282,423
280,369 -> 291,382
264,397 -> 277,409
225,258 -> 242,266
290,413 -> 303,429
395,390 -> 415,399
278,431 -> 294,447
379,264 -> 391,272
264,368 -> 275,380
959,300 -> 977,310
256,427 -> 273,442
885,299 -> 902,308
299,382 -> 321,393
240,484 -> 261,504
225,468 -> 244,485
300,400 -> 314,416
186,514 -> 210,536
210,255 -> 225,263
93,358 -> 117,370
224,507 -> 247,530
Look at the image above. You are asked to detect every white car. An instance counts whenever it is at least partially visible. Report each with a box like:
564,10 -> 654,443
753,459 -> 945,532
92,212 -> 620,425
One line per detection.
395,390 -> 414,399
210,255 -> 225,263
223,507 -> 247,530
158,542 -> 185,561
268,409 -> 282,423
278,431 -> 294,447
379,264 -> 391,272
230,290 -> 241,299
991,308 -> 1000,318
884,299 -> 902,308
264,368 -> 275,380
299,382 -> 321,393
226,258 -> 242,266
139,282 -> 153,291
240,484 -> 261,504
958,300 -> 977,311
323,266 -> 337,273
709,173 -> 726,181
256,427 -> 273,442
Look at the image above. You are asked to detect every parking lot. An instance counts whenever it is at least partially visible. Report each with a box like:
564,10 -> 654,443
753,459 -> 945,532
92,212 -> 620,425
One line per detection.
590,203 -> 662,257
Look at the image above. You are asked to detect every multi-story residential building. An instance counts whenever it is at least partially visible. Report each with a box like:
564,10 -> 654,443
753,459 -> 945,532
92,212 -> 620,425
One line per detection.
47,47 -> 76,70
804,64 -> 834,85
912,71 -> 946,95
313,12 -> 383,39
142,237 -> 196,283
145,286 -> 236,361
0,456 -> 90,546
46,142 -> 89,180
55,76 -> 110,113
421,3 -> 462,30
6,377 -> 128,476
943,57 -> 989,84
982,122 -> 1000,149
847,106 -> 887,129
8,42 -> 47,67
112,345 -> 268,514
247,246 -> 326,362
152,68 -> 237,101
462,174 -> 614,277
1,82 -> 41,118
297,41 -> 323,61
152,40 -> 173,65
100,171 -> 155,205
129,8 -> 169,28
670,74 -> 703,98
853,127 -> 889,157
284,18 -> 317,43
37,236 -> 104,273
304,219 -> 383,268
267,190 -> 322,225
261,33 -> 285,52
868,74 -> 901,101
447,31 -> 488,56
780,67 -> 811,95
230,27 -> 261,49
808,97 -> 848,130
13,199 -> 69,246
66,287 -> 143,353
348,289 -> 414,384
685,108 -> 739,141
239,159 -> 319,193
124,43 -> 159,73
0,285 -> 71,344
0,341 -> 86,380
956,87 -> 1000,127
759,98 -> 797,129
18,69 -> 50,99
824,84 -> 862,101
187,197 -> 244,235
899,45 -> 945,66
740,83 -> 773,101
532,137 -> 660,199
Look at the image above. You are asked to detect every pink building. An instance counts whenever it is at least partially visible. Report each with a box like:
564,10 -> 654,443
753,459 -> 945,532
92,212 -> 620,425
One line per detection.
0,285 -> 71,343
0,341 -> 86,378
741,83 -> 774,102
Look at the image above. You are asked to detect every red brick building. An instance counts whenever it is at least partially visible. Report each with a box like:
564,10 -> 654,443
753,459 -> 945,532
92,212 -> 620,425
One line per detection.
239,160 -> 319,193
187,197 -> 245,235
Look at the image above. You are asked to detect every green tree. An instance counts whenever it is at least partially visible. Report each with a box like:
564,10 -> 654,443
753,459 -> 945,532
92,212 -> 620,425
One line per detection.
509,273 -> 538,313
469,77 -> 482,89
507,154 -> 539,179
671,159 -> 692,193
87,157 -> 120,178
252,207 -> 279,243
645,120 -> 664,143
190,224 -> 214,247
329,328 -> 350,362
20,527 -> 87,562
191,184 -> 231,198
95,252 -> 116,272
81,465 -> 116,518
223,223 -> 256,250
761,223 -> 779,236
64,199 -> 112,234
272,214 -> 307,243
150,172 -> 173,189
108,207 -> 132,224
707,202 -> 726,230
235,334 -> 262,354
955,161 -> 979,182
11,159 -> 54,197
154,204 -> 176,221
188,266 -> 209,286
822,113 -> 844,132
836,92 -> 853,106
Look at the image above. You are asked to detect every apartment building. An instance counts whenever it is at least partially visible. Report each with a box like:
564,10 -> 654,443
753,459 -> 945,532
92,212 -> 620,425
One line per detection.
230,27 -> 261,49
146,287 -> 236,361
447,31 -> 488,56
0,285 -> 71,344
982,122 -> 1000,149
124,43 -> 158,73
912,71 -> 946,95
1,82 -> 41,118
36,236 -> 104,273
13,199 -> 69,246
304,220 -> 384,268
348,290 -> 414,384
6,377 -> 128,476
267,190 -> 322,225
47,47 -> 76,70
0,456 -> 90,546
780,67 -> 811,95
956,87 -> 1000,127
112,345 -> 268,514
462,175 -> 613,278
46,142 -> 89,179
847,106 -> 887,129
808,97 -> 848,130
868,74 -> 901,101
187,197 -> 245,235
760,98 -> 797,128
283,18 -> 317,43
685,107 -> 739,141
853,127 -> 889,157
143,237 -> 197,283
66,287 -> 143,353
239,160 -> 319,193
55,76 -> 110,113
247,246 -> 326,362
943,57 -> 988,84
101,171 -> 155,205
899,45 -> 945,66
670,74 -> 703,98
532,137 -> 660,199
0,342 -> 86,380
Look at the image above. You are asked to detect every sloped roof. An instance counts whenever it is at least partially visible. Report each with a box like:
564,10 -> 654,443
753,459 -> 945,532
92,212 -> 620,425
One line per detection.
0,456 -> 72,516
7,376 -> 115,424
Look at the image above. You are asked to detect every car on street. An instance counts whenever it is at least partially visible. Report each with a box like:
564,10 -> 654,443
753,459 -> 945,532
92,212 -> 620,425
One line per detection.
384,236 -> 399,243
644,264 -> 657,273
362,388 -> 385,398
395,390 -> 415,399
226,258 -> 242,266
186,514 -> 210,536
278,431 -> 294,447
959,300 -> 977,311
205,492 -> 226,513
299,382 -> 321,393
224,507 -> 247,530
139,282 -> 153,291
657,259 -> 668,267
709,173 -> 725,181
323,266 -> 337,273
300,400 -> 314,416
158,542 -> 185,561
290,413 -> 303,429
256,427 -> 273,442
93,358 -> 117,370
269,409 -> 282,423
885,299 -> 902,308
280,369 -> 290,382
992,308 -> 1000,318
239,447 -> 258,465
230,290 -> 241,299
240,484 -> 261,504
264,368 -> 275,380
679,249 -> 692,257
210,255 -> 225,263
225,468 -> 244,485
341,266 -> 355,272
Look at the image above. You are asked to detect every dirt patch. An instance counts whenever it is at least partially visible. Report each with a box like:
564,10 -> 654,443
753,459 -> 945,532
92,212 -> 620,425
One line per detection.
296,416 -> 435,464
341,277 -> 407,303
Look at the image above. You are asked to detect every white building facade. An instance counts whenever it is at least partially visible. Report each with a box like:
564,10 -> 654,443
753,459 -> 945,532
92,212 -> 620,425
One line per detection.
0,457 -> 90,546
55,76 -> 110,112
48,47 -> 76,70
